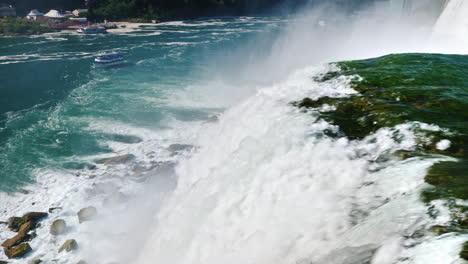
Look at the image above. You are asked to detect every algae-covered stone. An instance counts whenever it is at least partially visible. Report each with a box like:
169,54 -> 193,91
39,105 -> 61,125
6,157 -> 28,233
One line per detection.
22,212 -> 47,223
28,259 -> 42,264
1,231 -> 31,248
58,239 -> 78,253
50,219 -> 66,235
4,243 -> 32,258
7,212 -> 47,232
7,217 -> 23,232
18,221 -> 35,234
461,241 -> 468,260
422,160 -> 468,202
77,207 -> 97,223
429,225 -> 452,236
76,260 -> 88,264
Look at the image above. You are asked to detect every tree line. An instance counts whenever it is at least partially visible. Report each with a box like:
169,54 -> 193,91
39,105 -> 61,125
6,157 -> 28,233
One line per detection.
86,0 -> 303,21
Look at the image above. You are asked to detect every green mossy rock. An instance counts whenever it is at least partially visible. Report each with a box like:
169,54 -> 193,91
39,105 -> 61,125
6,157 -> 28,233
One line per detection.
1,231 -> 31,248
22,212 -> 48,223
58,239 -> 78,253
18,221 -> 35,234
429,225 -> 452,236
460,241 -> 468,260
7,212 -> 47,232
296,53 -> 468,210
28,259 -> 42,264
422,159 -> 468,202
4,243 -> 32,259
50,219 -> 67,235
7,217 -> 23,232
77,207 -> 98,223
76,261 -> 88,264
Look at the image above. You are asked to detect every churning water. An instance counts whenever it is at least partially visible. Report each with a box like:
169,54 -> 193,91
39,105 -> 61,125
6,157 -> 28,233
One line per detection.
0,2 -> 467,264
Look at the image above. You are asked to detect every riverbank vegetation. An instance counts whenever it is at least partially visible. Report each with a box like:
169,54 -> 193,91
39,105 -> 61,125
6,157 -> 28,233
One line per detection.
86,0 -> 307,21
0,18 -> 56,35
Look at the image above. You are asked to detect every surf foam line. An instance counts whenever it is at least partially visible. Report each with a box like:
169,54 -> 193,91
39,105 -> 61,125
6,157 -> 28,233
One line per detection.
130,64 -> 458,264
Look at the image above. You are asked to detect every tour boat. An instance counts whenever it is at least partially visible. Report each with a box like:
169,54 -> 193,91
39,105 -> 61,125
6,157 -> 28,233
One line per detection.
77,26 -> 107,34
94,54 -> 124,67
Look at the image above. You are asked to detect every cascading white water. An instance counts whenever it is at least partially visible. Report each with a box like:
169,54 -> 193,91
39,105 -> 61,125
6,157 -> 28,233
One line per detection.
432,0 -> 468,52
128,2 -> 468,264
134,64 -> 453,264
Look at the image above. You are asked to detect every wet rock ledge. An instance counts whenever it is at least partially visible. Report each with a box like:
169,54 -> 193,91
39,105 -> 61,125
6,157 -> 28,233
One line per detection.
1,212 -> 47,259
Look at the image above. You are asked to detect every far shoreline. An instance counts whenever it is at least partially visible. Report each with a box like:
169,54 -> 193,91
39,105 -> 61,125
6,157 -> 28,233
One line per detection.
0,16 -> 243,37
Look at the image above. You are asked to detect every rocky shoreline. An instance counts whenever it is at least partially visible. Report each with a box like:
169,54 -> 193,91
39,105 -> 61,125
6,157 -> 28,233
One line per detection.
0,139 -> 195,263
1,210 -> 84,263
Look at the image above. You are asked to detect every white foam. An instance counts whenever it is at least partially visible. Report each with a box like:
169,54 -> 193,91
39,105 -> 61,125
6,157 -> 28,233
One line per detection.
436,139 -> 451,150
132,65 -> 447,264
398,234 -> 468,264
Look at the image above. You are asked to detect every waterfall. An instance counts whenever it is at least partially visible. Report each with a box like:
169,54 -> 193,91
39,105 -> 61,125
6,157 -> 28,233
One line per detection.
133,65 -> 439,264
433,0 -> 468,43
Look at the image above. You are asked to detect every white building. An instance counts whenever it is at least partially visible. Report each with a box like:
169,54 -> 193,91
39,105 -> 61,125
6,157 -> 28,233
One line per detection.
73,9 -> 88,17
26,9 -> 44,20
44,9 -> 65,19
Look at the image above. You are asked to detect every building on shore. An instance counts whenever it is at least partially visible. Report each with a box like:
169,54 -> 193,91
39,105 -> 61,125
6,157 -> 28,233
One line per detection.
26,9 -> 44,20
0,3 -> 16,17
44,9 -> 65,19
73,9 -> 88,17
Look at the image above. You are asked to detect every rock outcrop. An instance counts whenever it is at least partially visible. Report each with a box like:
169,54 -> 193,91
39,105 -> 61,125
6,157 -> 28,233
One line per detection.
7,212 -> 47,232
1,231 -> 32,248
58,239 -> 78,253
2,212 -> 47,259
50,219 -> 67,235
77,207 -> 97,223
4,243 -> 32,258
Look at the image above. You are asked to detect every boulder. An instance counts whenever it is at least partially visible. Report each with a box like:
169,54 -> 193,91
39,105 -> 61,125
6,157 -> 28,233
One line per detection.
7,217 -> 23,232
1,232 -> 31,249
28,259 -> 42,264
7,212 -> 47,232
96,154 -> 135,165
18,221 -> 35,234
2,221 -> 36,248
50,219 -> 66,235
461,241 -> 468,260
430,225 -> 451,236
77,207 -> 97,223
58,239 -> 78,253
4,243 -> 32,259
22,212 -> 47,223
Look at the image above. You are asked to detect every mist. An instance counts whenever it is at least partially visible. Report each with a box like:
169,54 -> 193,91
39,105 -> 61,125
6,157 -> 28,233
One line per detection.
73,1 -> 463,263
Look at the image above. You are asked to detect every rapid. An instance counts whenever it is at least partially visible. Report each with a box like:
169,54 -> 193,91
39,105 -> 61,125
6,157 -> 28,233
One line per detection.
0,1 -> 467,263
